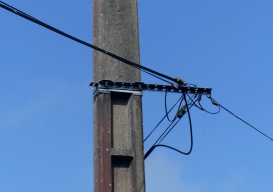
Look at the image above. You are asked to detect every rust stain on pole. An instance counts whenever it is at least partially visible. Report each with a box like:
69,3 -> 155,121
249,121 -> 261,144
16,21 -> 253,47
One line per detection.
92,0 -> 145,191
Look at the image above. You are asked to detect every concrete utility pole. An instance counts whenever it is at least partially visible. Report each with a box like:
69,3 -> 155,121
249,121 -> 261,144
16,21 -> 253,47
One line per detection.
92,0 -> 145,191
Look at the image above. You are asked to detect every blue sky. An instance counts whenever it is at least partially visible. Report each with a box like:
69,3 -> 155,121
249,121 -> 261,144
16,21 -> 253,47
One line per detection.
1,0 -> 273,191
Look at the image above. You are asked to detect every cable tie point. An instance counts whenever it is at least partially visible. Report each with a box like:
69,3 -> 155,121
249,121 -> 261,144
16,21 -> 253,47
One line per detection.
174,77 -> 186,85
178,105 -> 186,118
211,98 -> 219,106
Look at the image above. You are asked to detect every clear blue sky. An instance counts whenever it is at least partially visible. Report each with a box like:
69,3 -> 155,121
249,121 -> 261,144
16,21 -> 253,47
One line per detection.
1,0 -> 273,191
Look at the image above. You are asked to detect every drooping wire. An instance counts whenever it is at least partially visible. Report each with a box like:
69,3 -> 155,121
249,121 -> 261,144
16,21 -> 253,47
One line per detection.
150,118 -> 178,148
0,1 -> 176,84
144,96 -> 183,142
144,97 -> 196,159
165,90 -> 183,122
157,95 -> 196,144
144,120 -> 180,159
207,95 -> 273,141
152,89 -> 196,157
159,94 -> 197,145
187,93 -> 220,114
144,91 -> 196,159
198,98 -> 220,114
153,95 -> 195,147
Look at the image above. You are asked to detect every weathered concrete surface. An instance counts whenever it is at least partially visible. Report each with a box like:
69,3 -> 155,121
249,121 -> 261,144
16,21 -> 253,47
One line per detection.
92,0 -> 145,191
92,0 -> 141,82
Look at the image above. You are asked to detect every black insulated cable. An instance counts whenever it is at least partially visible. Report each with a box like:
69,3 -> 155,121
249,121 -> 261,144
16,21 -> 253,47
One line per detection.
197,95 -> 220,114
144,101 -> 195,159
186,93 -> 206,111
129,64 -> 173,85
144,91 -> 196,160
0,1 -> 37,21
208,96 -> 273,142
144,96 -> 183,142
154,94 -> 196,147
0,1 -> 176,84
157,98 -> 196,145
150,119 -> 178,148
165,90 -> 184,122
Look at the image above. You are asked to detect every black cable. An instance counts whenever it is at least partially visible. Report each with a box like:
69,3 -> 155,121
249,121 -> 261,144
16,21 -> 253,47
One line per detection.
0,1 -> 37,21
198,99 -> 220,114
177,88 -> 194,154
157,118 -> 182,145
150,119 -> 177,147
159,87 -> 194,156
0,1 -> 176,84
154,95 -> 196,146
185,93 -> 202,110
144,91 -> 196,159
187,93 -> 220,114
185,93 -> 204,111
153,144 -> 192,156
144,119 -> 180,160
144,96 -> 182,142
130,64 -> 173,85
147,95 -> 193,147
208,96 -> 273,142
157,98 -> 196,144
165,90 -> 184,122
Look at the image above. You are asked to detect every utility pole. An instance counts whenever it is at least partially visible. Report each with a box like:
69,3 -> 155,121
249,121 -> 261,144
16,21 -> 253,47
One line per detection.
92,0 -> 145,191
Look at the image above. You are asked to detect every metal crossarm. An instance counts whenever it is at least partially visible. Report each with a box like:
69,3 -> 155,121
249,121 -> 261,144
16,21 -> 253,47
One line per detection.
90,80 -> 212,99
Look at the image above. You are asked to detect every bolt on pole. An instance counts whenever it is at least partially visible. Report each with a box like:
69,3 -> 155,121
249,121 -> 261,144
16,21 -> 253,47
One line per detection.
92,0 -> 146,191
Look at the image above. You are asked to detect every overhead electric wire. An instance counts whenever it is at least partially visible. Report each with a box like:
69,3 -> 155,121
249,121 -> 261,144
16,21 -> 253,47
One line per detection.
0,1 -> 37,21
207,96 -> 273,142
151,118 -> 178,147
186,93 -> 203,111
144,119 -> 180,159
165,90 -> 184,122
152,89 -> 195,157
186,93 -> 220,114
144,91 -> 196,159
198,99 -> 220,114
144,96 -> 183,142
0,1 -> 177,84
130,64 -> 173,85
157,96 -> 197,144
155,95 -> 195,146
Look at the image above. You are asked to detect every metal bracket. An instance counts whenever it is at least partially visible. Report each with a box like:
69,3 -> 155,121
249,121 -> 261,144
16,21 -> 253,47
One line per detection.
90,80 -> 212,99
90,80 -> 143,99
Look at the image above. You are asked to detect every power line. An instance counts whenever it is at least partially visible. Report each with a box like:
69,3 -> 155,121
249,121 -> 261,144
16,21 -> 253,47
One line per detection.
188,94 -> 221,114
158,95 -> 196,144
207,96 -> 273,141
0,1 -> 177,85
144,92 -> 197,159
144,96 -> 183,142
165,90 -> 184,122
156,94 -> 195,146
